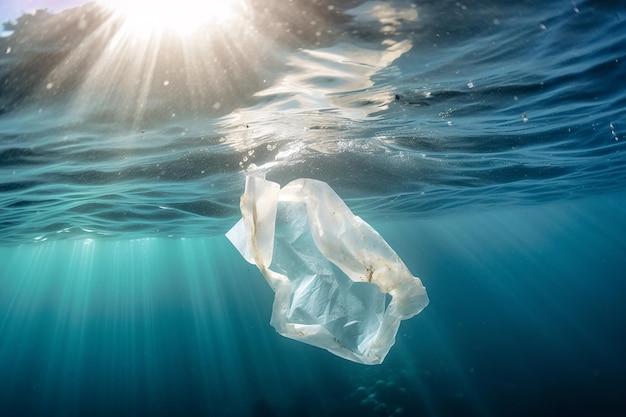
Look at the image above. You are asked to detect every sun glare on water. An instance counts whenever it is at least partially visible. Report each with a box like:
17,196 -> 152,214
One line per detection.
99,0 -> 243,36
52,0 -> 260,126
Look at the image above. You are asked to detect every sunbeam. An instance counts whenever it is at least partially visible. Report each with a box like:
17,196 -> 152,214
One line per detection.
32,0 -> 272,127
98,0 -> 244,36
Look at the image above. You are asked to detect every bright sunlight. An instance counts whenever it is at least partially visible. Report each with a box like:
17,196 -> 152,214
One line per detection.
98,0 -> 243,36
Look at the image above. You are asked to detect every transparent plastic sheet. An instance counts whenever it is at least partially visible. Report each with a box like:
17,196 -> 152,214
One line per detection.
226,176 -> 428,364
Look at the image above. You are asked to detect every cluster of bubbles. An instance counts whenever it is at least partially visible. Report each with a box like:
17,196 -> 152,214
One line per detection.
347,378 -> 410,417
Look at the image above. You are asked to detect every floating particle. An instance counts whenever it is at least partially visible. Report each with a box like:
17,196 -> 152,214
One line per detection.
610,122 -> 619,141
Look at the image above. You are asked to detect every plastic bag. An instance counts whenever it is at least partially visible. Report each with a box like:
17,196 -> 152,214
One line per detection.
226,175 -> 428,364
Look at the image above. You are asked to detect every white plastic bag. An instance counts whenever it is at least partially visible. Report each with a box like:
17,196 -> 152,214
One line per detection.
226,175 -> 428,365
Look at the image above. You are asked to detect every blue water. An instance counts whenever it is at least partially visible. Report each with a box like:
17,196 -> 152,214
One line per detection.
1,0 -> 625,416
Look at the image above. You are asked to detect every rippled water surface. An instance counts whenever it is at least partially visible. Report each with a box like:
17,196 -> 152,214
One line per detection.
1,1 -> 625,416
1,0 -> 624,243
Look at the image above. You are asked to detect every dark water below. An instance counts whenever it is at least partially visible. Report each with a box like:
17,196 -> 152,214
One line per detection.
1,0 -> 625,416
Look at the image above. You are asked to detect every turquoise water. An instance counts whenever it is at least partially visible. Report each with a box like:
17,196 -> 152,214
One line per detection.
2,195 -> 625,416
1,0 -> 626,416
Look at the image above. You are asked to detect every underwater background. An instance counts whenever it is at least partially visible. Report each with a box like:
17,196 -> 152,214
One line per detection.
1,0 -> 625,416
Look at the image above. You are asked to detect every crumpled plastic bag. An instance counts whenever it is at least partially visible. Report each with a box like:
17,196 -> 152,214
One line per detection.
226,175 -> 428,365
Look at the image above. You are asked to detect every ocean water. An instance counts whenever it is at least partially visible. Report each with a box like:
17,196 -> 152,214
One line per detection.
1,0 -> 625,416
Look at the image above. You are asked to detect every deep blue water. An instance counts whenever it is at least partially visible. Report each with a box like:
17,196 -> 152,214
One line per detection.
1,0 -> 626,416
